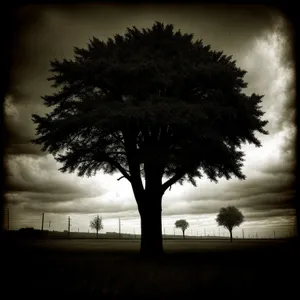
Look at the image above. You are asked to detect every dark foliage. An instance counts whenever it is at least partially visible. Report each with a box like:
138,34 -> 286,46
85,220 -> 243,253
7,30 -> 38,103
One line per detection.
216,206 -> 245,242
32,22 -> 268,253
175,219 -> 189,238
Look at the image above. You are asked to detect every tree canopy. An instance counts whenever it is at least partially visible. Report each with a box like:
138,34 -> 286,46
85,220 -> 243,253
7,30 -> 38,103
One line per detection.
31,22 -> 268,254
216,206 -> 244,239
32,22 -> 268,196
175,219 -> 189,231
175,219 -> 189,238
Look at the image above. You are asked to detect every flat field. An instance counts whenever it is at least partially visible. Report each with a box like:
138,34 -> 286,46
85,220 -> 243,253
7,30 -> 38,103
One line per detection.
3,238 -> 298,297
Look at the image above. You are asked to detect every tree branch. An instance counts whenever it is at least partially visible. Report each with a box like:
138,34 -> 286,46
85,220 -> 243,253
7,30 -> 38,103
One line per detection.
108,151 -> 127,155
106,156 -> 131,182
111,132 -> 125,147
122,129 -> 145,200
161,171 -> 186,194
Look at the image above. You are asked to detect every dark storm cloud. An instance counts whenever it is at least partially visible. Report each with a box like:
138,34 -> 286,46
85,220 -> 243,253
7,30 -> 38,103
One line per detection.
258,157 -> 296,176
270,17 -> 296,131
8,5 -> 281,104
244,209 -> 296,221
5,139 -> 43,156
274,13 -> 295,70
7,192 -> 80,205
234,191 -> 296,212
6,4 -> 291,158
6,189 -> 137,216
5,155 -> 83,194
164,201 -> 295,218
50,4 -> 279,64
21,199 -> 136,215
229,174 -> 295,198
5,178 -> 84,195
5,4 -> 296,229
163,202 -> 296,221
4,155 -> 108,199
186,173 -> 295,202
260,157 -> 296,176
4,94 -> 45,156
5,152 -> 131,215
4,129 -> 44,157
162,170 -> 295,220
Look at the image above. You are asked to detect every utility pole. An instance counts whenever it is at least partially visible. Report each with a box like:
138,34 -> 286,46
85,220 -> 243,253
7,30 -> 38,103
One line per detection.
68,216 -> 71,237
119,218 -> 121,239
41,213 -> 44,231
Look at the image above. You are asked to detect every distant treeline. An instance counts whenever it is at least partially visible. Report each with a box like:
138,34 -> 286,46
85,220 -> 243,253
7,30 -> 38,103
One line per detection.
4,228 -> 230,240
3,228 -> 292,241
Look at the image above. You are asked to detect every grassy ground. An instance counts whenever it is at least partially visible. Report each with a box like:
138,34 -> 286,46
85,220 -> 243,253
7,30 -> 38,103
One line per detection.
3,238 -> 298,297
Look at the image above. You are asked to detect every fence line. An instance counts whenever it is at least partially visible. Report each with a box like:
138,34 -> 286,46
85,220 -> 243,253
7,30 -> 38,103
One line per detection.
3,209 -> 297,239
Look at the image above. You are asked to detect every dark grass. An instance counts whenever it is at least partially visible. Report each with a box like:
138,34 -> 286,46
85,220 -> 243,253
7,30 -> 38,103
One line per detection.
3,238 -> 298,297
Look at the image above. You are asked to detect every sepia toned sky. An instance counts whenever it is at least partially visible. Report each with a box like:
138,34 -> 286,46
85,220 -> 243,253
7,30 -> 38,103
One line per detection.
4,4 -> 296,237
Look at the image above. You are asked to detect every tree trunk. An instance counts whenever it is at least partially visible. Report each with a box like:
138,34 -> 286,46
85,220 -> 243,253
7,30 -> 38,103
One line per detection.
183,230 -> 185,239
138,193 -> 164,256
229,230 -> 232,242
97,230 -> 98,239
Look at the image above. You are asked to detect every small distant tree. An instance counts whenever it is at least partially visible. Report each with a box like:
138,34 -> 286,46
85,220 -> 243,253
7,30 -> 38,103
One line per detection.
175,219 -> 189,239
216,206 -> 244,242
90,215 -> 103,238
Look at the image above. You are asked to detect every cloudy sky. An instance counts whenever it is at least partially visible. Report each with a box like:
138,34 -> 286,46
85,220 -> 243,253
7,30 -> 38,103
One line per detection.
4,4 -> 296,238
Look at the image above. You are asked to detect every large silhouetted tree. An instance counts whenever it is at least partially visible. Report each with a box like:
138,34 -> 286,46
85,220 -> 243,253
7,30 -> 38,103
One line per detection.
90,215 -> 103,238
175,219 -> 189,239
32,22 -> 268,256
216,206 -> 244,242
